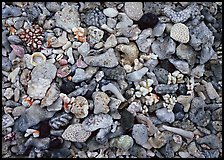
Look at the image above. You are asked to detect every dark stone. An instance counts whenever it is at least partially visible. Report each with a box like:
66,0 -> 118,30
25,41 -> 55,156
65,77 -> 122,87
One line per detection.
154,68 -> 169,84
177,83 -> 188,95
60,81 -> 76,94
137,13 -> 159,30
102,65 -> 126,81
160,142 -> 174,158
129,144 -> 147,158
120,109 -> 134,130
202,149 -> 219,158
51,148 -> 71,158
189,110 -> 211,127
211,63 -> 222,81
39,121 -> 51,138
49,137 -> 63,149
196,134 -> 222,149
173,103 -> 185,121
154,84 -> 178,95
159,59 -> 176,73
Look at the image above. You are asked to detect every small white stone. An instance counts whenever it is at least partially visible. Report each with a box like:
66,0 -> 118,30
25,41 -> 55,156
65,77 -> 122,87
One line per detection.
67,47 -> 74,64
103,8 -> 119,18
4,88 -> 14,100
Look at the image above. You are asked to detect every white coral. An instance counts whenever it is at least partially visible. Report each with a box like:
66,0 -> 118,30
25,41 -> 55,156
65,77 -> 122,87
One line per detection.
162,94 -> 177,112
134,79 -> 154,97
170,23 -> 189,43
167,70 -> 184,84
62,123 -> 91,142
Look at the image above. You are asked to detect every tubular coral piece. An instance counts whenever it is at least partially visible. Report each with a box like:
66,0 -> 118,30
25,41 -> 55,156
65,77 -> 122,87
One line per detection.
101,83 -> 126,102
162,125 -> 194,139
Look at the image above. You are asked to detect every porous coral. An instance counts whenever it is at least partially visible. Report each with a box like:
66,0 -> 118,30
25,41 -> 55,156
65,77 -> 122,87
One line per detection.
62,123 -> 91,142
170,23 -> 190,43
18,24 -> 44,51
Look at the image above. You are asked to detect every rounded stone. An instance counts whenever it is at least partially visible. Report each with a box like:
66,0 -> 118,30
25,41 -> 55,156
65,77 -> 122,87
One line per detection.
103,8 -> 118,17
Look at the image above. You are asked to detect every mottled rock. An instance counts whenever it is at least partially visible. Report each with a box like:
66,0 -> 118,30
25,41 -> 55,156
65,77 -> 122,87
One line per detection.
46,2 -> 61,12
8,35 -> 22,44
82,114 -> 113,132
154,68 -> 169,84
151,37 -> 176,60
102,65 -> 126,80
124,2 -> 143,21
70,96 -> 89,119
2,114 -> 14,128
54,5 -> 80,32
93,91 -> 110,114
27,62 -> 57,99
110,135 -> 134,150
83,8 -> 107,28
197,135 -> 222,150
87,26 -> 104,45
25,137 -> 50,150
116,42 -> 139,65
160,142 -> 174,158
84,48 -> 118,68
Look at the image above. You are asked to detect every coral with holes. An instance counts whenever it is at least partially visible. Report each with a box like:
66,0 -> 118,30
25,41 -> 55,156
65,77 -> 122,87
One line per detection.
62,123 -> 91,142
18,24 -> 44,51
170,23 -> 190,43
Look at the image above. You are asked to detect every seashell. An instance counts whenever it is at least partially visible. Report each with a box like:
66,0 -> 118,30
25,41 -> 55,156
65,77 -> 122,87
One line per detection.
30,52 -> 46,66
72,27 -> 87,42
10,44 -> 25,58
57,65 -> 71,78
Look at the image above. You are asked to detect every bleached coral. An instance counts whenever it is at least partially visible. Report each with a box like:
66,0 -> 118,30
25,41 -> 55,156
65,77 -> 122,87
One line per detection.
170,23 -> 190,43
162,94 -> 177,112
134,79 -> 154,98
167,70 -> 185,84
62,123 -> 91,142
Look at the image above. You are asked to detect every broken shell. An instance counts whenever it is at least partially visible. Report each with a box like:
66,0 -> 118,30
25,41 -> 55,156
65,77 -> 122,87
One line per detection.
22,95 -> 34,107
30,52 -> 46,66
72,27 -> 87,42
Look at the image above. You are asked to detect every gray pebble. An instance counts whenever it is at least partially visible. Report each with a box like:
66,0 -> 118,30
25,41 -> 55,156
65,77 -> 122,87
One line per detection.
2,6 -> 22,18
8,35 -> 22,44
2,30 -> 11,52
196,134 -> 222,149
46,2 -> 61,12
132,124 -> 148,145
156,108 -> 175,123
160,142 -> 174,158
154,68 -> 169,84
2,56 -> 12,72
154,84 -> 178,94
